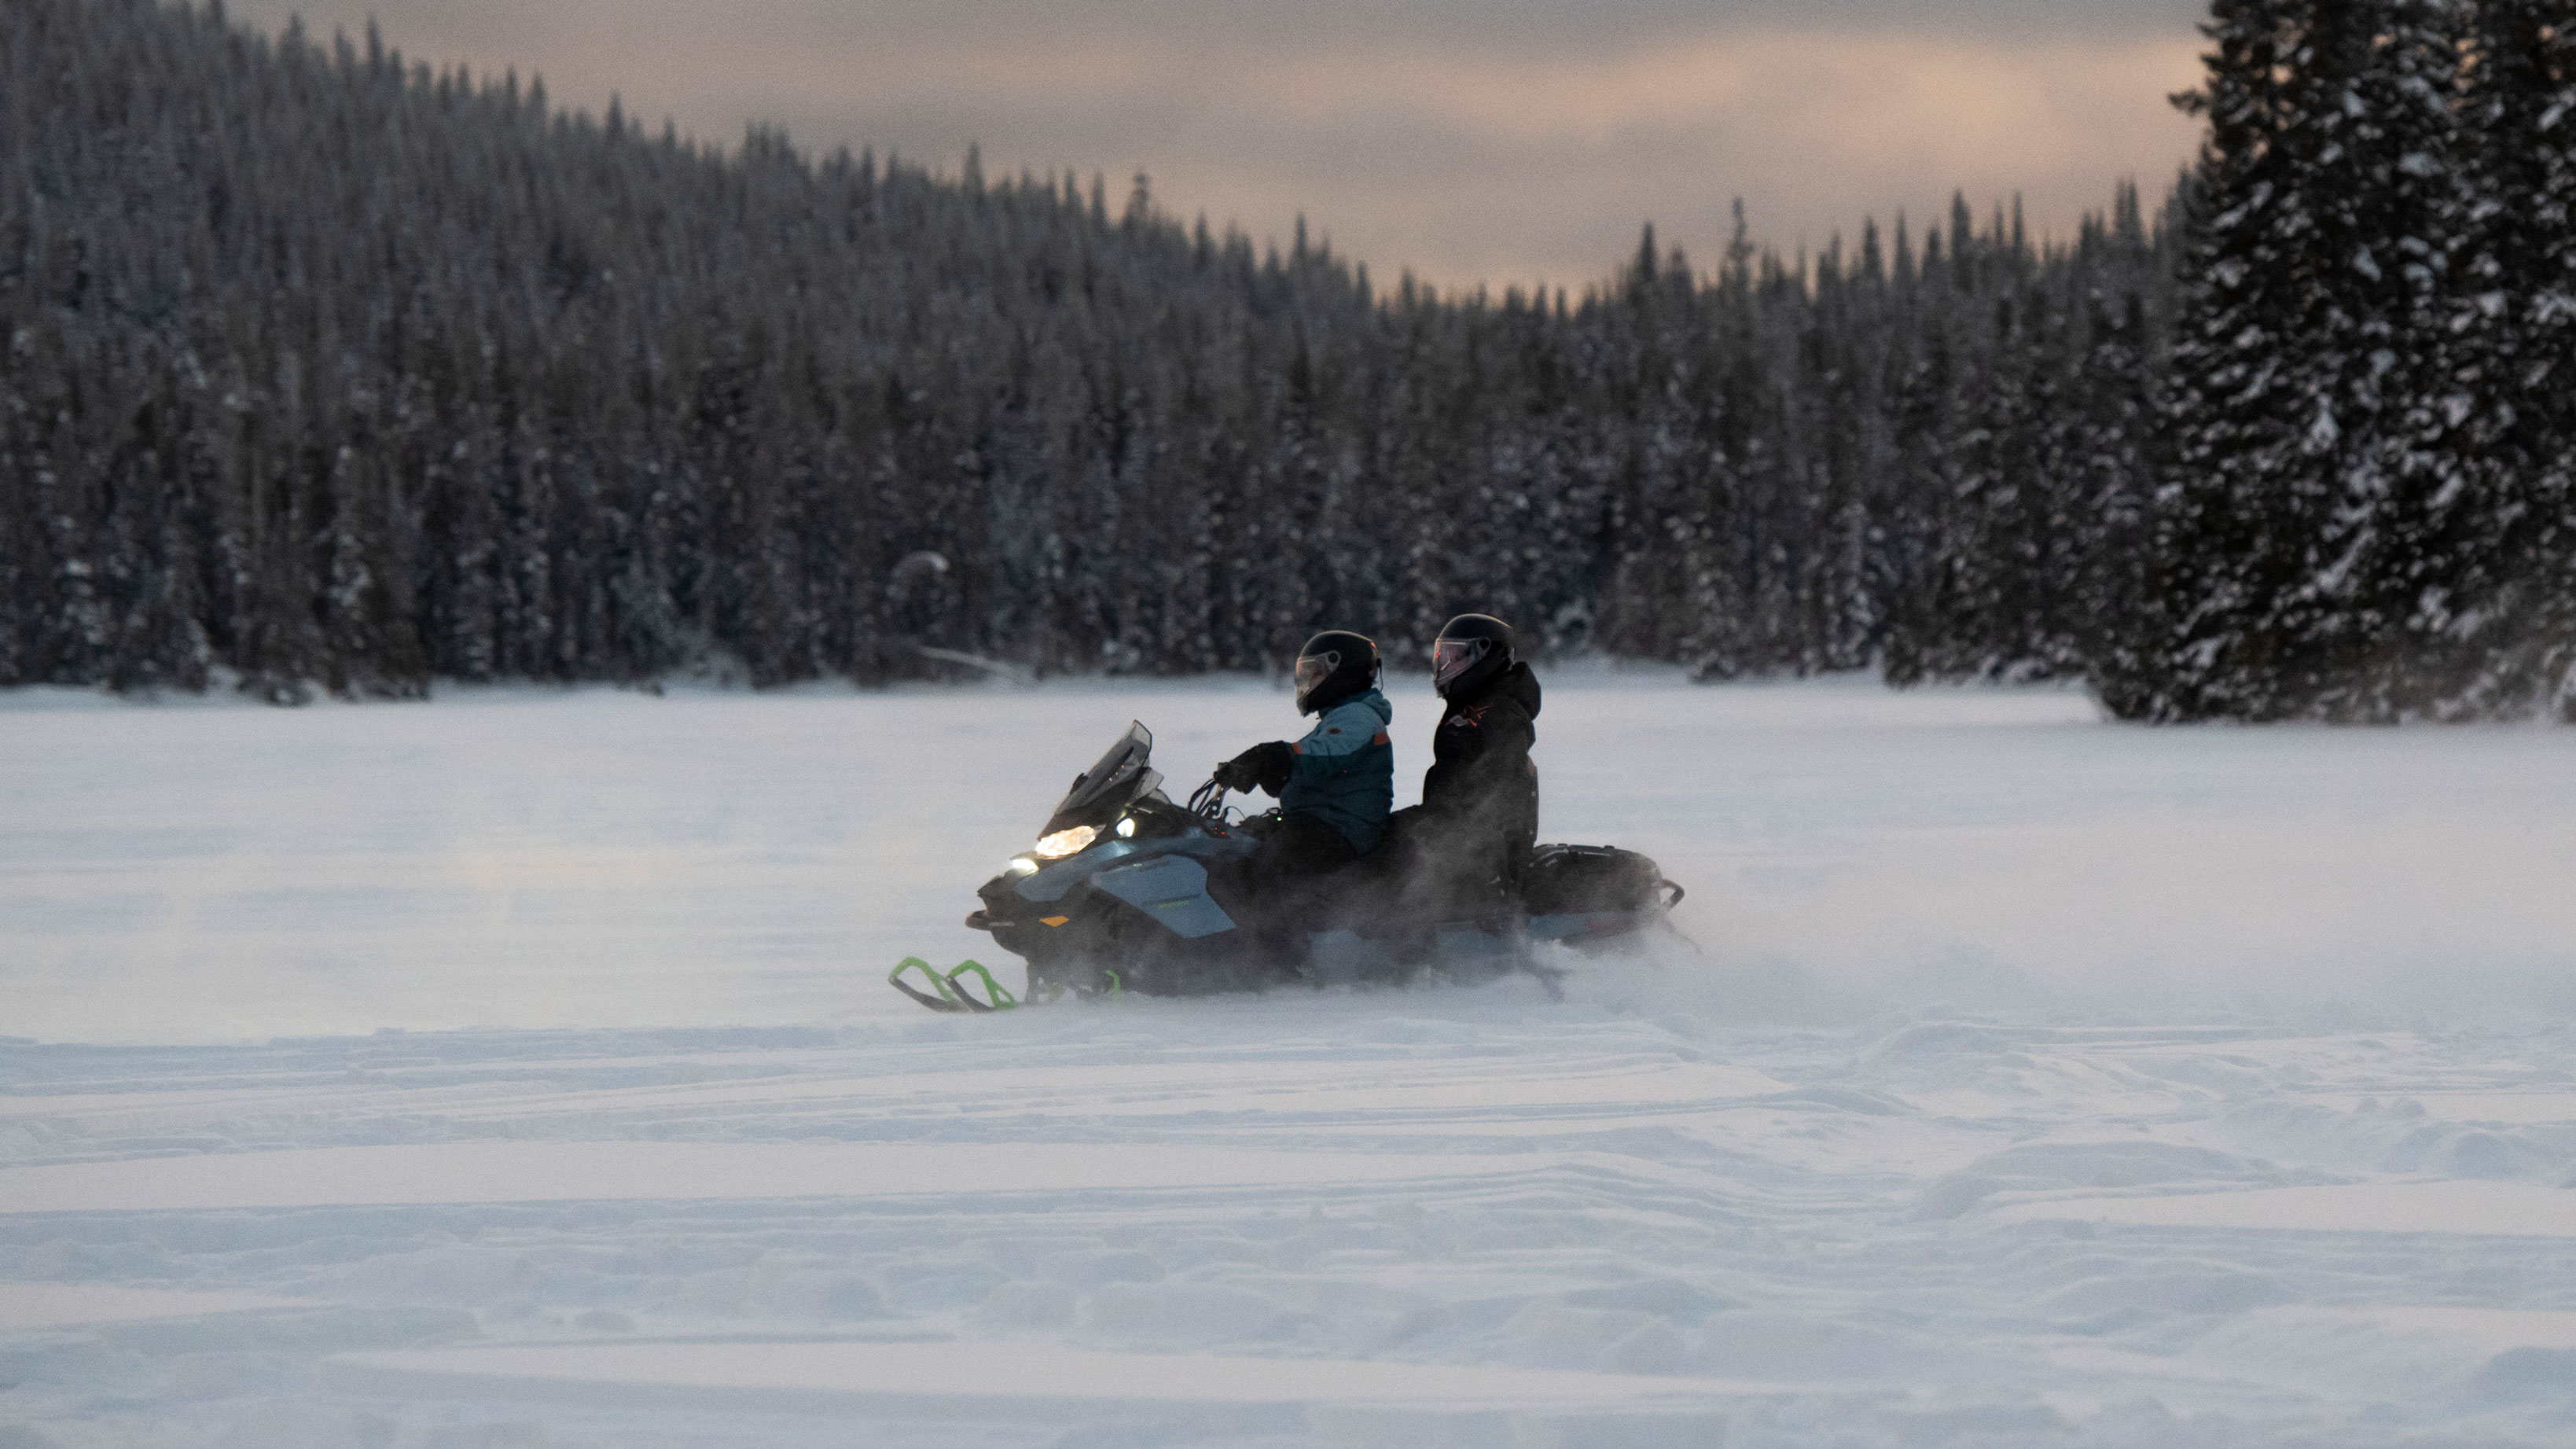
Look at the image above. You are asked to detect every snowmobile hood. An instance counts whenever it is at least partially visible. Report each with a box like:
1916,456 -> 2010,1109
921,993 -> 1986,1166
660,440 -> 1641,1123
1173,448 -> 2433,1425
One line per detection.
1453,661 -> 1539,720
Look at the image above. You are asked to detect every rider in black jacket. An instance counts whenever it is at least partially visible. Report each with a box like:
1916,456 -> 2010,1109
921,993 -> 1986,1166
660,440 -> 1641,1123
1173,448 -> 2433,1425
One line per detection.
1404,614 -> 1540,918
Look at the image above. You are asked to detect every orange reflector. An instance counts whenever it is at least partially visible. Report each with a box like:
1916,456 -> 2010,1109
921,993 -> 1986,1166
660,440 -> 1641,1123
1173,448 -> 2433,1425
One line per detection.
1040,915 -> 1069,927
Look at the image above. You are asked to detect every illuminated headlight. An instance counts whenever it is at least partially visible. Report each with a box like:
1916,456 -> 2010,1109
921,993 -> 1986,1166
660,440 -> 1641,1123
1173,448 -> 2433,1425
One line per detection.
1034,825 -> 1097,859
1005,857 -> 1039,876
1115,816 -> 1137,838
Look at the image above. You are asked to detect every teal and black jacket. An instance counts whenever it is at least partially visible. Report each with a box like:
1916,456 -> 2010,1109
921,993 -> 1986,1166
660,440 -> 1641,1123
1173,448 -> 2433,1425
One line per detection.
1244,689 -> 1395,854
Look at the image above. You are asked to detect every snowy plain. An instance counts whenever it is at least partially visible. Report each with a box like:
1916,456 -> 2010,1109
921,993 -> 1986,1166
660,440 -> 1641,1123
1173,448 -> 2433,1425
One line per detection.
5,668 -> 2576,1447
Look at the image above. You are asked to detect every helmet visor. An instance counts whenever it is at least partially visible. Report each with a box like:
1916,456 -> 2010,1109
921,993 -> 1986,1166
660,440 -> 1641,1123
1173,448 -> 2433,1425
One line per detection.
1293,651 -> 1339,700
1431,638 -> 1486,691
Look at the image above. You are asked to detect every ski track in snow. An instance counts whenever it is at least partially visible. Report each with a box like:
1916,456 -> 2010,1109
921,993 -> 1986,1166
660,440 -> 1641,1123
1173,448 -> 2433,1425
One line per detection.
5,672 -> 2576,1447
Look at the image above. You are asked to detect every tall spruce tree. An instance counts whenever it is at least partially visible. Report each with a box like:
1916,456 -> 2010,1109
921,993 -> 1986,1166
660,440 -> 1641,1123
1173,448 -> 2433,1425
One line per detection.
2107,0 -> 2304,718
2322,0 -> 2488,719
2539,4 -> 2576,718
2460,0 -> 2576,716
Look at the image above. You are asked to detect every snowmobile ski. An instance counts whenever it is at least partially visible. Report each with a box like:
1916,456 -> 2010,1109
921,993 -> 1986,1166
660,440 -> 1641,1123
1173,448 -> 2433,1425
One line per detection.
888,957 -> 1019,1013
945,961 -> 1017,1010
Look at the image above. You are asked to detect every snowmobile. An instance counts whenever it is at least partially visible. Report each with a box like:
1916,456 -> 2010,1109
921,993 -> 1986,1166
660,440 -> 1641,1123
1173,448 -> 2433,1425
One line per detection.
891,722 -> 1685,1011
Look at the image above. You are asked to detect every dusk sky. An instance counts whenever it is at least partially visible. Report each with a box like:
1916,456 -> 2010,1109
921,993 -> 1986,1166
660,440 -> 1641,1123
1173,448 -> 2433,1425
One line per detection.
233,0 -> 2212,292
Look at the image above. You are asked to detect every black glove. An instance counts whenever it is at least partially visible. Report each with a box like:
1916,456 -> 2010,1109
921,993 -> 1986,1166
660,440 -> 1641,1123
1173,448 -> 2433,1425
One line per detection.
1215,742 -> 1293,796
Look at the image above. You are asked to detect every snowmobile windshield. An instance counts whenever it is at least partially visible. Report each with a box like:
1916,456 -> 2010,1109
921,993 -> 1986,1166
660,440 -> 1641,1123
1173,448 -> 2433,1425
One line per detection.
1042,721 -> 1164,836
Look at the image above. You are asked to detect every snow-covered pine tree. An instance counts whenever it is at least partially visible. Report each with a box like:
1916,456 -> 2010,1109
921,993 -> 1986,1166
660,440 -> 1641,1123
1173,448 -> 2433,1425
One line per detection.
2315,0 -> 2488,719
1875,245 -> 1968,687
2064,279 -> 2161,689
2460,0 -> 2576,717
2538,3 -> 2576,719
2117,0 -> 2283,719
2128,0 -> 2476,719
1939,289 -> 2043,679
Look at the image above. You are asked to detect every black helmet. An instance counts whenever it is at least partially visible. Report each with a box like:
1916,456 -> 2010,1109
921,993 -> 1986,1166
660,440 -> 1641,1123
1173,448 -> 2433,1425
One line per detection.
1293,631 -> 1380,715
1431,614 -> 1514,699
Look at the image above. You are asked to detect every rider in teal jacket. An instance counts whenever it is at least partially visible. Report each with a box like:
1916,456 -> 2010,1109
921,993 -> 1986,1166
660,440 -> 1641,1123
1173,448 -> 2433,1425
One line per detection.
1215,631 -> 1394,866
1279,685 -> 1395,854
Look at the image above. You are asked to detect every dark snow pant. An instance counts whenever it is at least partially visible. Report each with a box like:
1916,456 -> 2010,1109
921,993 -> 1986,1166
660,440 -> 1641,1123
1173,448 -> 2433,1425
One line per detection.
1242,813 -> 1361,967
1249,811 -> 1359,888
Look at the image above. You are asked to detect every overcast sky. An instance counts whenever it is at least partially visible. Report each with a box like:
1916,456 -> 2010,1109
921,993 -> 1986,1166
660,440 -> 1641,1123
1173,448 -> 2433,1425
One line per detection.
233,0 -> 2211,292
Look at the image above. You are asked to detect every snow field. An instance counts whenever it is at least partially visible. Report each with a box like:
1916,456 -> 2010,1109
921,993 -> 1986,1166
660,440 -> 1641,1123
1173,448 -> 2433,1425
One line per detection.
6,672 -> 2576,1446
13,1009 -> 2576,1446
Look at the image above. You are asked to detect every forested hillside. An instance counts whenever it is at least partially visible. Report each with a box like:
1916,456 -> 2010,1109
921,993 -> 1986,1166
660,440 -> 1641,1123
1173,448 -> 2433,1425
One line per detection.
1,0 -> 2566,718
0,0 -> 2174,699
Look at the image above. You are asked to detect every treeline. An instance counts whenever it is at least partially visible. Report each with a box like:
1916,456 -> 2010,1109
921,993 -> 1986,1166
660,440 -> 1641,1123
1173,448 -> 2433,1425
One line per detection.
0,1 -> 2564,719
0,0 -> 2174,699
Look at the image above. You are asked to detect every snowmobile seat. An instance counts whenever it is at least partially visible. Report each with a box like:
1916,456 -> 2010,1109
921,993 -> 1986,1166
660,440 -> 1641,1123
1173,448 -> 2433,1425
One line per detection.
1520,844 -> 1683,916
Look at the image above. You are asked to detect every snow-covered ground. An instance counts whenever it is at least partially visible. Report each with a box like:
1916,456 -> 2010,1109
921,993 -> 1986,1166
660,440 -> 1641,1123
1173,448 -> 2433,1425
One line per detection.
6,671 -> 2576,1447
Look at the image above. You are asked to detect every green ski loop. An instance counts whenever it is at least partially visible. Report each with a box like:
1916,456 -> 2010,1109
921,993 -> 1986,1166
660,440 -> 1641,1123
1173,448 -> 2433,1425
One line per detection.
891,958 -> 1130,1012
888,957 -> 969,1013
945,961 -> 1016,1012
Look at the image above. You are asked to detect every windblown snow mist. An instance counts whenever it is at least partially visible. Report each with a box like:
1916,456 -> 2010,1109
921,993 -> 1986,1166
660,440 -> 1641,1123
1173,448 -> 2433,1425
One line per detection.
6,671 -> 2570,1043
1546,673 -> 2576,1026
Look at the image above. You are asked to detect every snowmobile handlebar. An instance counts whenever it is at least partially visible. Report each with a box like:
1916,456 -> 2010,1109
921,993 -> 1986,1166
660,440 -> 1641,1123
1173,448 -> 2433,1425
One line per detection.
1185,776 -> 1232,818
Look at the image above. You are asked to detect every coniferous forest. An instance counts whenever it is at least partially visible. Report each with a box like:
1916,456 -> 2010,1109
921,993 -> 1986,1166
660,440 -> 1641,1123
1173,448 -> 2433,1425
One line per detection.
1,0 -> 2568,718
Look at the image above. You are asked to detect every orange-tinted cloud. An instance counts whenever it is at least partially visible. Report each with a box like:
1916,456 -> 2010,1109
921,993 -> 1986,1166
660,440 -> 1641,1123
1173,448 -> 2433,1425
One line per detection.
231,0 -> 2209,292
